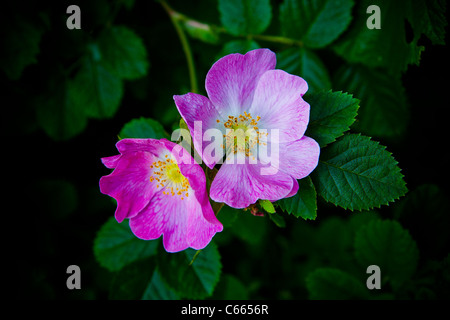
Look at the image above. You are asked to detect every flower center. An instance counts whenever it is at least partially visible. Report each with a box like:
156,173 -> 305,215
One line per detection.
149,155 -> 190,200
217,111 -> 268,159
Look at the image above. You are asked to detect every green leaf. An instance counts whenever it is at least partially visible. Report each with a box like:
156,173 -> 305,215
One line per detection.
119,117 -> 168,139
279,0 -> 354,48
97,25 -> 149,80
218,0 -> 272,36
73,52 -> 124,119
305,90 -> 359,147
259,199 -> 275,213
0,13 -> 45,80
231,211 -> 268,245
312,133 -> 407,211
35,74 -> 88,141
278,177 -> 317,220
333,64 -> 408,139
332,0 -> 446,74
306,268 -> 370,299
142,268 -> 180,300
94,217 -> 159,272
109,258 -> 156,300
157,243 -> 222,299
276,48 -> 331,93
267,212 -> 286,228
212,274 -> 249,299
354,219 -> 419,291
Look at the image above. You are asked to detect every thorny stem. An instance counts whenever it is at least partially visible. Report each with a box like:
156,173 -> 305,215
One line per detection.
160,0 -> 199,93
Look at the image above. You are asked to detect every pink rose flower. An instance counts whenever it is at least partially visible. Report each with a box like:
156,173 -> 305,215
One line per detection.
99,138 -> 223,252
174,49 -> 320,208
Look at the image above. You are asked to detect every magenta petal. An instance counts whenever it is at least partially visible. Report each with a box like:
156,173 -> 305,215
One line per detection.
173,93 -> 224,169
210,160 -> 294,208
285,178 -> 299,198
99,151 -> 157,223
129,188 -> 222,252
101,154 -> 121,169
116,138 -> 165,156
249,69 -> 310,143
205,48 -> 276,117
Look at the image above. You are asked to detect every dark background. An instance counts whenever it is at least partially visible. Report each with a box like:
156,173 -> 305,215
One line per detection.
3,0 -> 449,299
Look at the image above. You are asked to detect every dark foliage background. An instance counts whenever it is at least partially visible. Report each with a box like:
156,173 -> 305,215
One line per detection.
3,0 -> 449,300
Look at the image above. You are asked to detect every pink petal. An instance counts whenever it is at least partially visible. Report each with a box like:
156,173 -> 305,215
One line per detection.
116,138 -> 165,156
210,159 -> 294,208
249,69 -> 309,143
205,48 -> 276,117
99,151 -> 157,223
101,154 -> 121,169
173,93 -> 225,169
278,136 -> 320,179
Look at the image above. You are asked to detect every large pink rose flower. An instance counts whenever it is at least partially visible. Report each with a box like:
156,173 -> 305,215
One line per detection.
174,48 -> 320,208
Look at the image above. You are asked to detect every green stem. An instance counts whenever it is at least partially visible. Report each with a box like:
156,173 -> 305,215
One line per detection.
160,0 -> 199,93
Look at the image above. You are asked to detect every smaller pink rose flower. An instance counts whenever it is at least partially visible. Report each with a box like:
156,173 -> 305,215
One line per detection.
99,138 -> 223,253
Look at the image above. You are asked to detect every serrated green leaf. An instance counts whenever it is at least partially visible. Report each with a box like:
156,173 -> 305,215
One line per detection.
305,90 -> 359,147
218,0 -> 272,36
276,48 -> 331,93
109,258 -> 156,300
333,64 -> 408,139
97,25 -> 149,80
354,219 -> 419,291
278,177 -> 317,220
312,134 -> 407,211
35,75 -> 88,141
306,268 -> 370,299
157,243 -> 222,299
94,217 -> 159,272
119,117 -> 168,139
259,199 -> 275,213
73,53 -> 124,119
332,0 -> 446,74
279,0 -> 354,48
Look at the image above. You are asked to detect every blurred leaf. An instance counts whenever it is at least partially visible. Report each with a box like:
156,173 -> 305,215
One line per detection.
157,243 -> 222,299
94,217 -> 159,272
109,258 -> 156,299
97,25 -> 149,80
268,212 -> 286,228
142,268 -> 180,300
333,64 -> 409,139
259,200 -> 275,213
279,0 -> 354,48
34,179 -> 78,220
354,219 -> 419,291
305,90 -> 359,147
212,274 -> 249,299
218,0 -> 272,36
182,19 -> 220,44
119,117 -> 168,139
216,39 -> 260,61
72,52 -> 124,119
276,48 -> 331,93
231,211 -> 268,245
0,13 -> 45,80
312,134 -> 407,211
278,177 -> 317,220
332,0 -> 447,74
216,205 -> 240,228
306,268 -> 370,299
35,74 -> 88,141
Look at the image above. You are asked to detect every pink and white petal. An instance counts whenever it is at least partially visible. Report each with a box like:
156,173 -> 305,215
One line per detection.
249,69 -> 309,143
99,151 -> 157,223
116,138 -> 165,156
101,154 -> 121,169
129,192 -> 221,252
278,136 -> 320,179
210,159 -> 294,208
206,49 -> 276,117
173,93 -> 225,169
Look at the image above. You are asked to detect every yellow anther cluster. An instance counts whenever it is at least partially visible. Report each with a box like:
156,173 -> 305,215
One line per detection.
217,112 -> 268,158
149,154 -> 190,200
